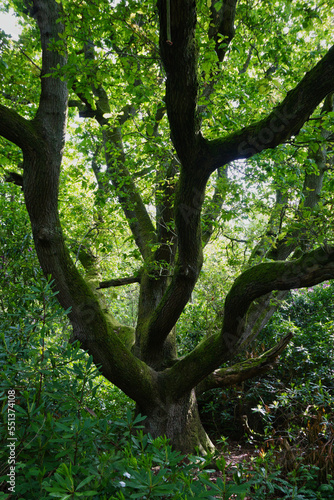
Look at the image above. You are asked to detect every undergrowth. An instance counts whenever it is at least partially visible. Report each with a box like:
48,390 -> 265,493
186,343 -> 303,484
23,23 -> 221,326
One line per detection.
1,277 -> 333,499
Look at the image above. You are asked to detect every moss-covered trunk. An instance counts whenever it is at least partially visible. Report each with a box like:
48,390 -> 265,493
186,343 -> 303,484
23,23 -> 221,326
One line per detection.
139,389 -> 215,454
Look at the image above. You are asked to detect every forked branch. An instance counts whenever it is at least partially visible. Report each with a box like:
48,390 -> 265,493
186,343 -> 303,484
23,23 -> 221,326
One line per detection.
196,332 -> 293,394
163,245 -> 334,399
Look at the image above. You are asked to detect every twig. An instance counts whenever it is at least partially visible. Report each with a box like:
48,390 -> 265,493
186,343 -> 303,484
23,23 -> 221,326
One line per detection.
19,48 -> 42,73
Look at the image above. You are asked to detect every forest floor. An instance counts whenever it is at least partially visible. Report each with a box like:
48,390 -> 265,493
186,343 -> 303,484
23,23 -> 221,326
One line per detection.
224,441 -> 258,468
207,440 -> 287,499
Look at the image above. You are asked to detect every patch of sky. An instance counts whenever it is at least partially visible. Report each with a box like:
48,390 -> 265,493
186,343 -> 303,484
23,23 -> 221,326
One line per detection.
0,8 -> 22,41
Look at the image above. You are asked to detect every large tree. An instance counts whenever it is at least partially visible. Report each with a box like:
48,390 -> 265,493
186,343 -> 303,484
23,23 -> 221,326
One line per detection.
1,0 -> 334,452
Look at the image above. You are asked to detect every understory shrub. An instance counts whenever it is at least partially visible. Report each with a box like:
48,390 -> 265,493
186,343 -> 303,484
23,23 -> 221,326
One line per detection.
198,283 -> 334,486
1,278 -> 333,498
1,272 -> 333,498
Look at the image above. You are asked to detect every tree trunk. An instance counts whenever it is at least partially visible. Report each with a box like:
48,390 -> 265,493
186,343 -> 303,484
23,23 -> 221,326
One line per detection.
139,389 -> 215,454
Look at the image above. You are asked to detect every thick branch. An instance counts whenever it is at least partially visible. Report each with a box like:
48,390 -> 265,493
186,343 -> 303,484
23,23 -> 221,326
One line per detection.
98,275 -> 141,289
206,44 -> 334,172
196,332 -> 293,395
162,245 -> 334,399
223,246 -> 334,341
142,1 -> 230,356
142,170 -> 206,353
1,0 -> 159,408
33,0 -> 68,157
158,0 -> 206,169
5,171 -> 24,188
0,104 -> 39,151
159,2 -> 334,176
209,0 -> 238,63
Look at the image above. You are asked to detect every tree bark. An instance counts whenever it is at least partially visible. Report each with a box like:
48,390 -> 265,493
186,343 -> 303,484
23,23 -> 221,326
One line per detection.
205,44 -> 334,172
196,332 -> 293,394
160,246 -> 334,402
139,389 -> 215,454
2,0 -> 159,410
3,0 -> 334,455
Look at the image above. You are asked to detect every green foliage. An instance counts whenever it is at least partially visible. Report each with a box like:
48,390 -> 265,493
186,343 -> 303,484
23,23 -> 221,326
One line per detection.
270,283 -> 334,383
246,284 -> 334,482
2,0 -> 334,477
0,273 -> 131,498
0,275 -> 249,499
198,282 -> 334,487
0,271 -> 332,499
233,448 -> 334,500
0,181 -> 38,292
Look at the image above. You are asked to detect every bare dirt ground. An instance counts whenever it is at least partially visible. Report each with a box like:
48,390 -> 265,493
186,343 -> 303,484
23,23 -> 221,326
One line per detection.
224,441 -> 258,468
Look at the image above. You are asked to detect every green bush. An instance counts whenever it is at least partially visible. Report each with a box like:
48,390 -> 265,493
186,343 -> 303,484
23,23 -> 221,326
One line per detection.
0,275 -> 248,499
1,276 -> 333,499
198,283 -> 334,488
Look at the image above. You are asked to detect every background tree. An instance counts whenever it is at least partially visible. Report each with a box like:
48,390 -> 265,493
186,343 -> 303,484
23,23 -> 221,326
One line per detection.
1,0 -> 334,452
